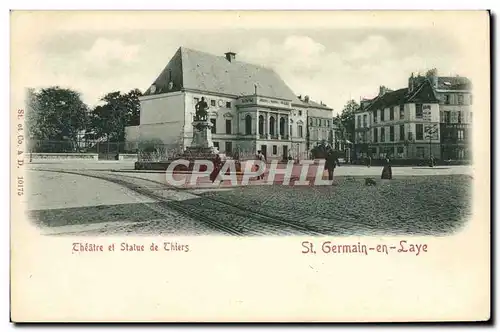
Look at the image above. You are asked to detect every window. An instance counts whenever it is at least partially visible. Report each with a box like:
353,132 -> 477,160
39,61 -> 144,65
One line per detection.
363,115 -> 367,127
357,115 -> 361,127
397,146 -> 404,154
245,114 -> 252,135
298,110 -> 302,116
390,107 -> 394,120
373,111 -> 378,123
269,117 -> 275,136
211,99 -> 216,106
399,124 -> 405,141
213,142 -> 219,149
373,128 -> 378,143
226,101 -> 231,108
416,104 -> 423,119
458,111 -> 462,124
458,94 -> 464,105
194,97 -> 199,104
444,111 -> 451,124
225,141 -> 233,153
380,127 -> 385,142
225,119 -> 232,134
380,109 -> 385,122
210,119 -> 216,134
279,117 -> 285,136
445,95 -> 450,105
258,115 -> 264,135
289,125 -> 293,137
298,125 -> 303,138
416,124 -> 424,140
399,105 -> 404,119
470,112 -> 473,123
457,129 -> 464,141
272,145 -> 277,155
389,126 -> 394,142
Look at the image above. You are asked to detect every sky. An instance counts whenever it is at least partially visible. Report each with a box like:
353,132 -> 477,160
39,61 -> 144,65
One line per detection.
12,11 -> 479,115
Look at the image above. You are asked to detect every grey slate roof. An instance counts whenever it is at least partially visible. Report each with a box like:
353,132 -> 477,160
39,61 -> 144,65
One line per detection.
365,80 -> 439,111
437,76 -> 472,90
145,47 -> 301,103
296,98 -> 332,110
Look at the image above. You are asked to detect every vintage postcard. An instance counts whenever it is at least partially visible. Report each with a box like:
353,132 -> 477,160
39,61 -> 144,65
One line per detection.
10,10 -> 490,322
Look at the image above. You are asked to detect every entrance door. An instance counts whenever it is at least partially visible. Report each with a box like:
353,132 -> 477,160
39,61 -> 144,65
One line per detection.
282,145 -> 288,161
261,145 -> 267,159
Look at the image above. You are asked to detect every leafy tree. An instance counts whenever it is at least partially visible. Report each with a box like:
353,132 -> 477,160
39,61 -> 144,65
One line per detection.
26,87 -> 89,150
86,89 -> 142,142
335,99 -> 359,144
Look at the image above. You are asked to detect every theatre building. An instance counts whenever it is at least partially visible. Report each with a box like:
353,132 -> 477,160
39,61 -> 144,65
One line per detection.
126,47 -> 335,160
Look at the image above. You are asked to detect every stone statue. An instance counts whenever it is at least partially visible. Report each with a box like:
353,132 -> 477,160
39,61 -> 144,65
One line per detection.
195,97 -> 209,121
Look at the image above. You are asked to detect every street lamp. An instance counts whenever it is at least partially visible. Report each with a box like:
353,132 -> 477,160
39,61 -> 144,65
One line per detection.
425,124 -> 438,166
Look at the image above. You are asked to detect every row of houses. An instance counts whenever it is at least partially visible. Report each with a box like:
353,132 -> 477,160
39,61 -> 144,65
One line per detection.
125,47 -> 344,161
353,71 -> 472,161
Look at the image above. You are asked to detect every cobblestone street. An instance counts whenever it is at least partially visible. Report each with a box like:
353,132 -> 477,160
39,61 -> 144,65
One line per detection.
26,163 -> 472,236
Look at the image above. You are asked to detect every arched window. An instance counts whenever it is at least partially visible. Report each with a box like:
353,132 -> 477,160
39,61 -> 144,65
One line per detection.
279,117 -> 286,137
245,114 -> 252,135
258,115 -> 264,135
269,116 -> 275,136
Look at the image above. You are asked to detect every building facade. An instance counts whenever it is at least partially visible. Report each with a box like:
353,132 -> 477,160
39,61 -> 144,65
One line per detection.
432,74 -> 473,160
126,47 -> 337,160
354,72 -> 472,161
354,80 -> 441,160
299,95 -> 337,151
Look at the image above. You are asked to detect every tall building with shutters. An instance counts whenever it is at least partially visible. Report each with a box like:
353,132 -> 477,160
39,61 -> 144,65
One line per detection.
353,71 -> 472,161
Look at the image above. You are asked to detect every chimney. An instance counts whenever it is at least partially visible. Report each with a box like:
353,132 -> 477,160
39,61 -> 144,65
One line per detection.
408,72 -> 414,92
225,52 -> 236,62
426,68 -> 438,89
379,86 -> 387,96
254,83 -> 258,95
304,95 -> 310,103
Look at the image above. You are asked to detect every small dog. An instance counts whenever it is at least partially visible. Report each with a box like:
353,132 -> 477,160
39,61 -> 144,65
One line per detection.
365,178 -> 377,186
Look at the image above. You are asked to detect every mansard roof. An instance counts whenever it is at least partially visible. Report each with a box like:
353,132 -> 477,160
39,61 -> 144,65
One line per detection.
144,47 -> 301,103
365,80 -> 439,111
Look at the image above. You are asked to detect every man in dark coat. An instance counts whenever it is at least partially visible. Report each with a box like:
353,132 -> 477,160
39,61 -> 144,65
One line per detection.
325,150 -> 337,181
381,157 -> 393,180
210,153 -> 222,183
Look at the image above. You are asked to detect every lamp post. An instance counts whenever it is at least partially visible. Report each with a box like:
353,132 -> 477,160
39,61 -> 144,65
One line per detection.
425,124 -> 438,166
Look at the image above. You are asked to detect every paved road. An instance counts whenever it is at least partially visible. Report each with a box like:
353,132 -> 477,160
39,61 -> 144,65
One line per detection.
26,165 -> 472,236
26,160 -> 474,176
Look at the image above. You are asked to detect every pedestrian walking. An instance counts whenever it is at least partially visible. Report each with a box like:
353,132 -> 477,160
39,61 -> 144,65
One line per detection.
256,150 -> 266,180
381,157 -> 392,180
210,153 -> 222,183
367,156 -> 372,168
325,150 -> 337,181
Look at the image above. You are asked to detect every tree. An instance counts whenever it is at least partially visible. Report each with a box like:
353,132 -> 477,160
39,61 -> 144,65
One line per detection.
26,87 -> 89,150
338,99 -> 358,143
87,89 -> 142,142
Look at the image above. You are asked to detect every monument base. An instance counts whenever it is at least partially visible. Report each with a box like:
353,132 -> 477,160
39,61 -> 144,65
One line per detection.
191,120 -> 214,148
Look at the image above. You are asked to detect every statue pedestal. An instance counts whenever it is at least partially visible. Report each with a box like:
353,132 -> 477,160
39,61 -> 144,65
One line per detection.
191,120 -> 214,149
184,120 -> 218,158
